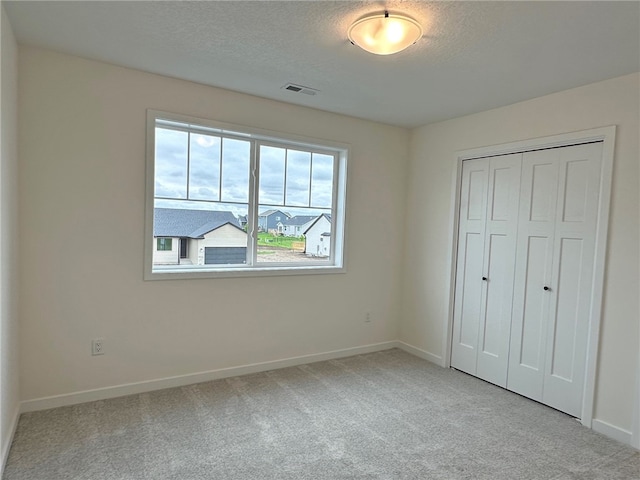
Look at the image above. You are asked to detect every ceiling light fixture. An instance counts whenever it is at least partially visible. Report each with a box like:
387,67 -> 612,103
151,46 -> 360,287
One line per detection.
348,10 -> 423,55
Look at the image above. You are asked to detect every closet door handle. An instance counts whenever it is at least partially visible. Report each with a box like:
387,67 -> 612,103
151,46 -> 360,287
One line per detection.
482,277 -> 487,281
543,286 -> 550,291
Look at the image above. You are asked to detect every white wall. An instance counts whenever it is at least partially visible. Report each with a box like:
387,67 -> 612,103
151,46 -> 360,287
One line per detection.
0,5 -> 20,472
401,73 -> 639,438
18,47 -> 409,401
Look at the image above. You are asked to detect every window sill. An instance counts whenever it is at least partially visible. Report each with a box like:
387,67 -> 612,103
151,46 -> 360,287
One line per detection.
144,264 -> 346,281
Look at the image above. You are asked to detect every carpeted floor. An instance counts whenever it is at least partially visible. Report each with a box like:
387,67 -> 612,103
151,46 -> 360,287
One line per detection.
3,349 -> 639,479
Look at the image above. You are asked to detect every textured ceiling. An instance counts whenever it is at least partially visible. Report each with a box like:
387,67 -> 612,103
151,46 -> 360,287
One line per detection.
4,1 -> 640,128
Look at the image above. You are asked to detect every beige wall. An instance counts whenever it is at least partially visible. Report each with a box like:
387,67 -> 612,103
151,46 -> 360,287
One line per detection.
18,47 -> 409,401
401,73 -> 639,435
0,5 -> 20,471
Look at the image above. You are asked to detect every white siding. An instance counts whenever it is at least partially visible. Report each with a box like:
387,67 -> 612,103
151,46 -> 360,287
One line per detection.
187,238 -> 199,265
284,220 -> 313,237
305,217 -> 331,257
201,224 -> 246,247
152,237 -> 179,265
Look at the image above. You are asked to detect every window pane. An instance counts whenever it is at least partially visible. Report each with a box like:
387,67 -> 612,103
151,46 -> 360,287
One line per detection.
286,150 -> 311,207
150,115 -> 345,276
189,134 -> 220,201
155,128 -> 188,199
259,146 -> 285,205
157,238 -> 172,251
221,138 -> 250,203
311,154 -> 334,208
256,207 -> 331,264
153,202 -> 249,267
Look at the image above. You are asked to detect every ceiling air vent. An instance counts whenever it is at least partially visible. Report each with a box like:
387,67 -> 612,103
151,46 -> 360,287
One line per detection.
282,83 -> 320,96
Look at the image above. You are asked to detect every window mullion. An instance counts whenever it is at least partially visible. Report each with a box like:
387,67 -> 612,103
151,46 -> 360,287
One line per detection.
329,153 -> 340,263
186,132 -> 191,199
247,140 -> 259,266
308,153 -> 313,207
218,137 -> 223,202
283,148 -> 288,206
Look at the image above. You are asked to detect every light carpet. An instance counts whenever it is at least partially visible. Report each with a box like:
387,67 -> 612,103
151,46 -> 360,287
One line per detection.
4,349 -> 639,479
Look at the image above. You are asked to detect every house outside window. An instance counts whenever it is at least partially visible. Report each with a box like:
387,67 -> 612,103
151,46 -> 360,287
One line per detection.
145,110 -> 348,279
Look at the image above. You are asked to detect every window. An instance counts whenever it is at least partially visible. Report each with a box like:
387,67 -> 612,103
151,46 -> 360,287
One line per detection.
157,238 -> 172,251
145,111 -> 348,279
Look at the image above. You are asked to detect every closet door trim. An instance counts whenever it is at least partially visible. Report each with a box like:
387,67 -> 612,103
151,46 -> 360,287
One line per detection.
443,126 -> 616,429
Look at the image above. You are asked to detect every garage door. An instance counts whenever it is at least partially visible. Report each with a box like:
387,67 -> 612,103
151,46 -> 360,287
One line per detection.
204,247 -> 246,265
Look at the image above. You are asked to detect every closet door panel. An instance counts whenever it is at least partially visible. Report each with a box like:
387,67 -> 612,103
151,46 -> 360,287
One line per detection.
451,159 -> 489,374
542,143 -> 602,417
519,236 -> 553,369
476,154 -> 521,387
481,233 -> 509,357
549,238 -> 585,380
529,162 -> 558,222
458,232 -> 485,348
507,149 -> 559,401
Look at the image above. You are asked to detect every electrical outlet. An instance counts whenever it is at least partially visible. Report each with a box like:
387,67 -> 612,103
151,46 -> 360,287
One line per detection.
92,338 -> 105,356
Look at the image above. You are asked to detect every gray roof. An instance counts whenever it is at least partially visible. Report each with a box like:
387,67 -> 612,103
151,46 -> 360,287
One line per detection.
154,208 -> 242,238
282,215 -> 317,227
259,209 -> 290,218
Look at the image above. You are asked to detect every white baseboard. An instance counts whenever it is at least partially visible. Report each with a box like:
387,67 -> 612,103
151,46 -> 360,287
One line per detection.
592,419 -> 633,446
20,341 -> 397,413
16,344 -> 636,451
396,341 -> 443,366
1,404 -> 20,476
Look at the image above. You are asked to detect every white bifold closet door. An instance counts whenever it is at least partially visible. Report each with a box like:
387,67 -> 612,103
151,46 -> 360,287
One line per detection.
451,142 -> 603,418
507,142 -> 602,417
451,153 -> 522,388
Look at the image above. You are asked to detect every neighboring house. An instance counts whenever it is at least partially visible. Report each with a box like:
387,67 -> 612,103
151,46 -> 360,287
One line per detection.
280,215 -> 316,237
303,214 -> 332,258
238,215 -> 248,229
153,208 -> 247,266
258,209 -> 290,234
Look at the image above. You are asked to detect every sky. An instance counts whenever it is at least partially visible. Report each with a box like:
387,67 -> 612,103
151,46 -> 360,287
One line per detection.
154,127 -> 334,219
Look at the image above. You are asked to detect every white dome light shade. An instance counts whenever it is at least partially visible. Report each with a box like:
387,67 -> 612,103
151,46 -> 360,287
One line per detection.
348,12 -> 423,55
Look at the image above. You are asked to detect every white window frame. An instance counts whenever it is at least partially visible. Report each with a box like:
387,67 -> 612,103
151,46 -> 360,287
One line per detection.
144,110 -> 348,280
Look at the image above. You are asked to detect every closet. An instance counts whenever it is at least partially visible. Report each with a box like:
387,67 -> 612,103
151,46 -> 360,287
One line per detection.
451,141 -> 603,418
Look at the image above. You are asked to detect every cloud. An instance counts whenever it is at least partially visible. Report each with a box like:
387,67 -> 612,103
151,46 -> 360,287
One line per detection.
221,138 -> 250,202
155,127 -> 333,211
259,146 -> 285,204
189,136 -> 221,200
155,128 -> 188,198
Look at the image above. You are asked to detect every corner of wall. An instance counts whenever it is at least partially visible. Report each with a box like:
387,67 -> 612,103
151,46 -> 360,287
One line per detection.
0,3 -> 21,473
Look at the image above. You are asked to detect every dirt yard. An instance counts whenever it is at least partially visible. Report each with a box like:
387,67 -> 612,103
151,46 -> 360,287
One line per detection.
256,246 -> 327,262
